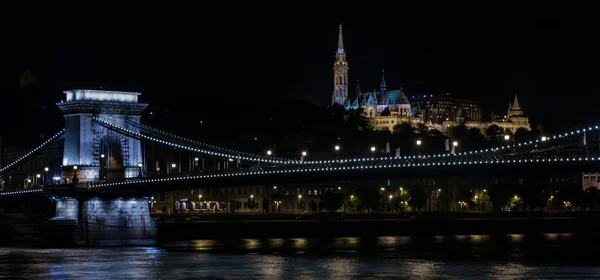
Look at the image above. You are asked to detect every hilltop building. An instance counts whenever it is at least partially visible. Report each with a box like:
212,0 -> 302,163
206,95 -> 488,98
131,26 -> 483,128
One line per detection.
331,25 -> 530,134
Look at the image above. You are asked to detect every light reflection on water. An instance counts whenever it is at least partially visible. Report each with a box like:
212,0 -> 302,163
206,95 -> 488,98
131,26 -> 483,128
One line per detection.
1,234 -> 600,279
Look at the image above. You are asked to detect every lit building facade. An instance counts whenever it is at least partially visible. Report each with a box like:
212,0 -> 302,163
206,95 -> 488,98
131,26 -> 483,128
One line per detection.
582,172 -> 600,191
332,25 -> 530,134
442,95 -> 531,134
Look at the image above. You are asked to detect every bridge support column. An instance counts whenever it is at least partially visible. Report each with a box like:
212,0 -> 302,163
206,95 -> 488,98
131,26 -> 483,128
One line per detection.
49,196 -> 157,246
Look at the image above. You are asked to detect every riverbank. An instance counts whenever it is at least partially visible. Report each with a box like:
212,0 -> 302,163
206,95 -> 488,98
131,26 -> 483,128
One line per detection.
3,212 -> 600,246
157,212 -> 600,241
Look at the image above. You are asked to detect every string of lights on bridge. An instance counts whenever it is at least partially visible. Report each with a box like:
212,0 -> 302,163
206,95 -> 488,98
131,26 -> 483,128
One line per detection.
0,118 -> 596,180
87,155 -> 600,189
129,117 -> 600,163
0,188 -> 43,196
0,130 -> 65,174
1,155 -> 599,197
104,117 -> 600,166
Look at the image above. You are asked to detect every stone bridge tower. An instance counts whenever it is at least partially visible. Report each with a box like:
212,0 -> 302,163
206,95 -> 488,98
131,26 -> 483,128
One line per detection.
56,90 -> 148,182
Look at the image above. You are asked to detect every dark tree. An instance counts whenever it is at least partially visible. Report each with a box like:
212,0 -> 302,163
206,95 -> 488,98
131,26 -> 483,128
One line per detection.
521,182 -> 549,211
408,185 -> 428,211
583,187 -> 599,210
514,128 -> 531,142
416,123 -> 428,135
320,192 -> 343,212
262,198 -> 269,213
489,182 -> 514,211
393,122 -> 415,136
309,199 -> 318,211
486,124 -> 504,143
354,187 -> 381,211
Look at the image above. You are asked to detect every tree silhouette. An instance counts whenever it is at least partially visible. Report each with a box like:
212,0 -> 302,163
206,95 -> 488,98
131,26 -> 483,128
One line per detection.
408,185 -> 427,211
320,191 -> 343,212
486,124 -> 504,144
489,182 -> 514,211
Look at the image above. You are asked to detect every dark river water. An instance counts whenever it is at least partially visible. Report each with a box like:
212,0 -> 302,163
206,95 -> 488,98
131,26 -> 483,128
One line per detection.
2,234 -> 600,279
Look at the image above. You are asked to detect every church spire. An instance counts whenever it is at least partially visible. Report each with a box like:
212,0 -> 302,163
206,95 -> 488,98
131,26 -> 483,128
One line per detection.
332,24 -> 349,106
337,24 -> 344,54
380,68 -> 387,94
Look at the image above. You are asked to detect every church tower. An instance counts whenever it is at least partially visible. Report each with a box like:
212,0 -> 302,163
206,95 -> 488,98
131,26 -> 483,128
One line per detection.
332,24 -> 349,105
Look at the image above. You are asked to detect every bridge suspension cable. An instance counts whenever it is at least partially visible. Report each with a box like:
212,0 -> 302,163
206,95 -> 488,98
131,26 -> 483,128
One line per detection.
0,129 -> 65,175
125,119 -> 290,163
93,117 -> 300,164
105,117 -> 600,166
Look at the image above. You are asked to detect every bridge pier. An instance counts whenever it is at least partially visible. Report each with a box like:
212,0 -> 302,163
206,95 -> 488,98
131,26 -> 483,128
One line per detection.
49,196 -> 157,246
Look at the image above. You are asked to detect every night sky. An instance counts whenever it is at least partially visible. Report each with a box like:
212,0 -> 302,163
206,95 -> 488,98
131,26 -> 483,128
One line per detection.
2,2 -> 599,131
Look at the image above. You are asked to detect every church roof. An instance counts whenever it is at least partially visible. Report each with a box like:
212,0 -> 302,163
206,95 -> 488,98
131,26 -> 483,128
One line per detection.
350,89 -> 411,106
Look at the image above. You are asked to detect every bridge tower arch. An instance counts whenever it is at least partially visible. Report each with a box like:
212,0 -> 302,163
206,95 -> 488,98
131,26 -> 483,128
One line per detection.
56,90 -> 148,182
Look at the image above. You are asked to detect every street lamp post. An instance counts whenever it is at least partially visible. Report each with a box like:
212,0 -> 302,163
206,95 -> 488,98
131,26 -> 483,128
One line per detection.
301,151 -> 307,162
35,174 -> 41,187
138,162 -> 143,177
298,194 -> 302,212
72,166 -> 79,186
452,141 -> 458,154
250,194 -> 254,212
43,167 -> 49,186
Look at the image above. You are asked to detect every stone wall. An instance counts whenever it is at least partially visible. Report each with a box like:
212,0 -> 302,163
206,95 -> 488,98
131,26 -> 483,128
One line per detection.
79,197 -> 156,246
53,198 -> 79,220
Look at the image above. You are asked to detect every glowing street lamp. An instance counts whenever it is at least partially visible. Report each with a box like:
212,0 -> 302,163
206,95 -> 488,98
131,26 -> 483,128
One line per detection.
44,167 -> 49,172
138,162 -> 143,177
416,140 -> 422,146
334,145 -> 340,151
100,154 -> 105,158
370,146 -> 376,152
541,136 -> 547,142
504,135 -> 510,141
171,163 -> 176,168
452,141 -> 458,147
300,151 -> 307,162
266,150 -> 272,156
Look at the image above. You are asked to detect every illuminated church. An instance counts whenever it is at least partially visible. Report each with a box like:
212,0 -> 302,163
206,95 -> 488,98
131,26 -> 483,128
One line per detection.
331,24 -> 530,134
